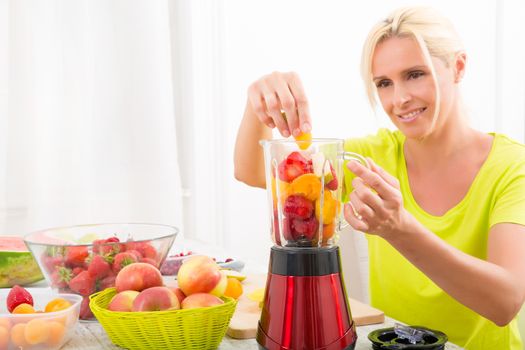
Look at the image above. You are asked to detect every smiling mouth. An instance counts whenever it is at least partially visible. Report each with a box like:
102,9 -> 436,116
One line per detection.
397,107 -> 427,122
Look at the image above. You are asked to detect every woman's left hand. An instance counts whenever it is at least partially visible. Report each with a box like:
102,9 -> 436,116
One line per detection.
344,158 -> 411,239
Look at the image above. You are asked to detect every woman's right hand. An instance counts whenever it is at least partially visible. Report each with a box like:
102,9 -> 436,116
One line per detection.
247,71 -> 312,138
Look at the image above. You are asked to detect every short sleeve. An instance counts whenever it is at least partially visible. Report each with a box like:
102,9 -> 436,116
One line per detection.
489,163 -> 525,228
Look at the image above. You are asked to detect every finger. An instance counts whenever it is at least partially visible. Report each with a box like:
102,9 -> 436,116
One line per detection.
272,73 -> 300,136
287,72 -> 312,133
247,83 -> 274,127
367,158 -> 400,189
344,203 -> 369,232
352,177 -> 386,215
349,190 -> 375,220
260,84 -> 289,137
347,161 -> 397,200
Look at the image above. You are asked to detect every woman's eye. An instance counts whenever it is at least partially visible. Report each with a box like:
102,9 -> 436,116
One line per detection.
376,80 -> 391,88
408,71 -> 425,80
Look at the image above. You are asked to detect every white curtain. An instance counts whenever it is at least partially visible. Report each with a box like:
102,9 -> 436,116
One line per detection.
0,0 -> 183,237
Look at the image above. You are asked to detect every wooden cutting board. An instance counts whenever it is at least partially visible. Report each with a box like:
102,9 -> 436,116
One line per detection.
227,274 -> 384,339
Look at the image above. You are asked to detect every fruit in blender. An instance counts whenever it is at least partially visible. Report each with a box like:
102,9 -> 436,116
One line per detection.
284,195 -> 314,219
108,290 -> 140,312
115,262 -> 163,292
131,286 -> 180,312
290,173 -> 322,201
315,191 -> 338,225
291,216 -> 319,240
278,151 -> 313,182
294,132 -> 312,150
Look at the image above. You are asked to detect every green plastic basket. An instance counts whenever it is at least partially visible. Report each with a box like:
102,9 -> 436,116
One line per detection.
89,288 -> 237,350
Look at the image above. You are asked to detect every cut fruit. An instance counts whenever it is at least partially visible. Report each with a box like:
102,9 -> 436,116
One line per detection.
294,132 -> 312,150
248,288 -> 265,303
222,269 -> 246,281
0,236 -> 44,288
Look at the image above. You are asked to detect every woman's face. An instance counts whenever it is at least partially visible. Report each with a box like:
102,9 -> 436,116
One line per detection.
372,36 -> 458,140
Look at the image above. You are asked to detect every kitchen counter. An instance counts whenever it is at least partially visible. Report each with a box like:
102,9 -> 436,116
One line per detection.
66,317 -> 463,349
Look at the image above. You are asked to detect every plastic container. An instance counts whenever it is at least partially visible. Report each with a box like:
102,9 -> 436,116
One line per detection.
0,289 -> 82,350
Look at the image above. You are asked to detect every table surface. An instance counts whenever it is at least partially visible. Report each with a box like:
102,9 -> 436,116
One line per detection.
66,317 -> 462,350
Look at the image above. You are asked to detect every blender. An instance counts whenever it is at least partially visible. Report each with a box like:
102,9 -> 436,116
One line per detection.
257,138 -> 368,350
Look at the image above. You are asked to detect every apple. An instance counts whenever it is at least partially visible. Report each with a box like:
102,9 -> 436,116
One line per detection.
181,293 -> 224,309
108,290 -> 140,312
131,286 -> 180,312
115,262 -> 163,292
177,256 -> 225,296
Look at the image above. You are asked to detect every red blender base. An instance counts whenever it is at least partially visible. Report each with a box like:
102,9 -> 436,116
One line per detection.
256,246 -> 357,350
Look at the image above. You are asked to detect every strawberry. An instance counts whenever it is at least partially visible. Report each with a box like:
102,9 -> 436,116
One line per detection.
278,152 -> 313,183
126,249 -> 143,259
93,236 -> 122,255
41,254 -> 65,273
7,285 -> 34,313
69,271 -> 96,296
325,163 -> 338,191
140,257 -> 158,267
65,246 -> 89,267
291,216 -> 319,240
98,274 -> 116,291
125,241 -> 157,259
284,194 -> 314,219
112,252 -> 139,273
79,296 -> 94,320
50,266 -> 73,289
88,255 -> 111,279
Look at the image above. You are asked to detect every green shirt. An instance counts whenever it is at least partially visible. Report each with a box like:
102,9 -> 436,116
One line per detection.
344,128 -> 525,349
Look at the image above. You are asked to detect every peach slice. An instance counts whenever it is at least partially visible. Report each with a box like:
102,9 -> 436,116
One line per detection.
315,191 -> 338,225
291,173 -> 322,201
295,132 -> 312,150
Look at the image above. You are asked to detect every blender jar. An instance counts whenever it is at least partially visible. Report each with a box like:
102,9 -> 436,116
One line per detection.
261,138 -> 368,248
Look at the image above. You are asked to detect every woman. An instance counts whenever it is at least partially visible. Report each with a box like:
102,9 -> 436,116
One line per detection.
234,6 -> 525,349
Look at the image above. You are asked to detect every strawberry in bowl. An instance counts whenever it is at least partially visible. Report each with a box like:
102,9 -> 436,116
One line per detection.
24,223 -> 178,320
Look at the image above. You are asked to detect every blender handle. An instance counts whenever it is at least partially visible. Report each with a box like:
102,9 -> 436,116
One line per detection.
339,152 -> 371,228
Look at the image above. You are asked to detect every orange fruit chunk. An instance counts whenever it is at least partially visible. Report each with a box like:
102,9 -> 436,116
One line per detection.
45,298 -> 72,313
291,173 -> 322,201
25,318 -> 49,345
223,277 -> 243,300
10,323 -> 28,347
315,191 -> 338,225
0,318 -> 11,331
47,321 -> 66,346
0,326 -> 9,349
295,132 -> 312,150
12,303 -> 35,314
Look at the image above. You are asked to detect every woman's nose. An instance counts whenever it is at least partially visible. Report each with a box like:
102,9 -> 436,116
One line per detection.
393,83 -> 412,107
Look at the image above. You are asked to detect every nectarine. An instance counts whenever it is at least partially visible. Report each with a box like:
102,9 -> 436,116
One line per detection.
108,290 -> 140,312
177,256 -> 225,296
115,262 -> 163,292
181,293 -> 224,309
131,286 -> 180,312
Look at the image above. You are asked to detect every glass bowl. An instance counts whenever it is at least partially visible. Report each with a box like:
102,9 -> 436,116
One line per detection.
24,223 -> 178,320
0,289 -> 82,350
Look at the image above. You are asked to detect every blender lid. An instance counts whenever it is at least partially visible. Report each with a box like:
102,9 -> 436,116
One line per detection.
368,325 -> 447,349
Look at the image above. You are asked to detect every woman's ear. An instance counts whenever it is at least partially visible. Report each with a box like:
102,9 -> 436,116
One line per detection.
454,52 -> 467,83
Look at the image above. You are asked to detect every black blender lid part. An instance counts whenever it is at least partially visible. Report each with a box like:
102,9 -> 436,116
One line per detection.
368,325 -> 448,350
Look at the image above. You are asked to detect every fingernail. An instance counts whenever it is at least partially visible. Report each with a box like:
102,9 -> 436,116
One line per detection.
293,128 -> 301,137
301,123 -> 311,133
283,130 -> 290,138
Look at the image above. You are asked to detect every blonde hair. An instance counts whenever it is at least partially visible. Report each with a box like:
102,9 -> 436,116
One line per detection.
360,7 -> 464,131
